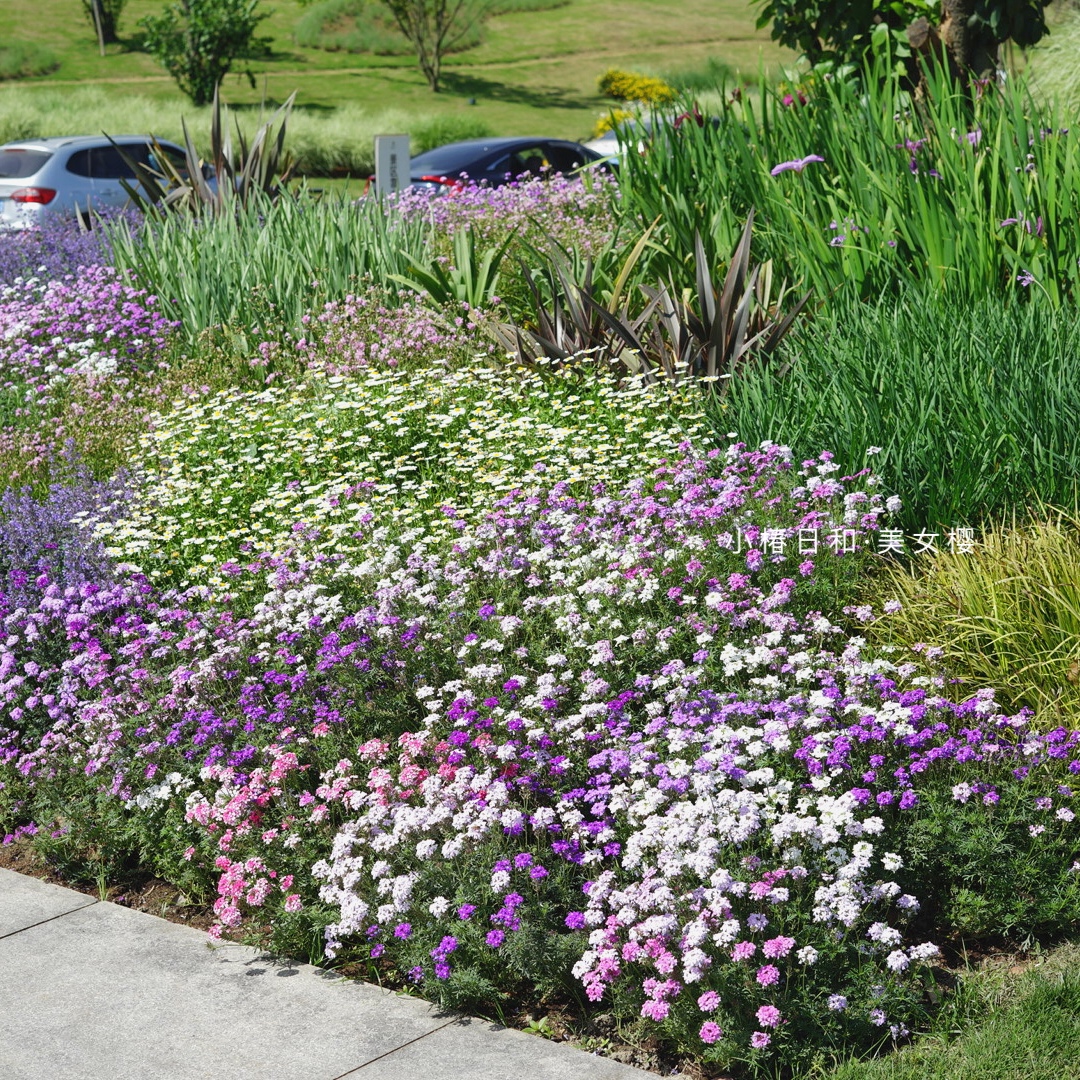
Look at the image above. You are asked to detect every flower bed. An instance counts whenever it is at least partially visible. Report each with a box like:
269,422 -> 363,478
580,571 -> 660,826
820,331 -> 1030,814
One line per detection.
3,428 -> 1078,1073
1,159 -> 1079,1077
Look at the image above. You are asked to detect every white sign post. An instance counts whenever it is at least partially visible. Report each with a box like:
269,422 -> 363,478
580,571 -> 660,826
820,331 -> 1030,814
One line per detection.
374,134 -> 410,196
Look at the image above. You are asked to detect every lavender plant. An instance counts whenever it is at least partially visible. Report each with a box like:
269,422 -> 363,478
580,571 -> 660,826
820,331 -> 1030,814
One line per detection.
0,214 -> 115,287
0,457 -> 132,605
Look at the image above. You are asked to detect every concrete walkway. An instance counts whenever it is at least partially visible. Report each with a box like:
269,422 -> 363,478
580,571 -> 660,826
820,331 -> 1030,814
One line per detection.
0,868 -> 650,1080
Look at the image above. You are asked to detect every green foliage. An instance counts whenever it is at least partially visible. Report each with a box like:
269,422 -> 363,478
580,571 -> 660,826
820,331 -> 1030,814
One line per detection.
102,190 -> 433,334
870,514 -> 1080,725
114,88 -> 297,218
753,0 -> 1050,70
897,789 -> 1080,938
81,0 -> 126,44
139,0 -> 271,107
716,285 -> 1080,533
967,0 -> 1054,51
828,945 -> 1080,1080
0,41 -> 60,81
752,0 -> 933,68
392,225 -> 514,309
615,60 -> 1080,305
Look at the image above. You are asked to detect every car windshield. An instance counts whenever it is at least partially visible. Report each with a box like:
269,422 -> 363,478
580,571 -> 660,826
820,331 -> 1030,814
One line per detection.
410,143 -> 503,173
0,149 -> 51,179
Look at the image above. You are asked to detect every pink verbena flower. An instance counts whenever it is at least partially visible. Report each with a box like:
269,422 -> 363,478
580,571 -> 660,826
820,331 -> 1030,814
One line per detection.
756,1004 -> 782,1028
762,935 -> 796,958
731,941 -> 757,961
756,963 -> 780,987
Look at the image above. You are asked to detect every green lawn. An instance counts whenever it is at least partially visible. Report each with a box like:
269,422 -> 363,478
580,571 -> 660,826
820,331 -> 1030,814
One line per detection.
4,0 -> 792,144
827,944 -> 1080,1080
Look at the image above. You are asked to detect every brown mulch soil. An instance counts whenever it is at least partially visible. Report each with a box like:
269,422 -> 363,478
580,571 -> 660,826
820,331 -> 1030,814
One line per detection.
0,838 -> 216,933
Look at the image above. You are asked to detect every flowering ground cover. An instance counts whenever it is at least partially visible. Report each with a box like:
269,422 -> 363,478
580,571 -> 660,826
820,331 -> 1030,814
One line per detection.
1,153 -> 1079,1078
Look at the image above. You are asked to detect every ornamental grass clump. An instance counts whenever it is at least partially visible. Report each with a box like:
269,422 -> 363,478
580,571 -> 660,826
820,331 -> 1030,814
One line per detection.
869,512 -> 1080,727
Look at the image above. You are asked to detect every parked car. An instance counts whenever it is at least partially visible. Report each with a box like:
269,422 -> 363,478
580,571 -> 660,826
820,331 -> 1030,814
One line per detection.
584,111 -> 721,164
366,136 -> 610,196
584,117 -> 654,162
0,135 -> 203,230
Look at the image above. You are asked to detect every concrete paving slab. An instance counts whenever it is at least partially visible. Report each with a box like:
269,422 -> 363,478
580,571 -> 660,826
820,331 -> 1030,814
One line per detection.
352,1016 -> 652,1080
0,896 -> 449,1080
0,873 -> 654,1080
0,866 -> 98,938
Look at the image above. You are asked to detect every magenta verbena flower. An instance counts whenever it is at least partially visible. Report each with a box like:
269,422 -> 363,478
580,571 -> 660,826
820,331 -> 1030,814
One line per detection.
699,1021 -> 723,1044
756,964 -> 781,987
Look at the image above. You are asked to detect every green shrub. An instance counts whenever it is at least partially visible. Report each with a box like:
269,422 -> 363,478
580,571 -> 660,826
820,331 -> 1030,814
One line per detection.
410,113 -> 492,153
0,41 -> 59,81
139,0 -> 271,107
597,67 -> 677,104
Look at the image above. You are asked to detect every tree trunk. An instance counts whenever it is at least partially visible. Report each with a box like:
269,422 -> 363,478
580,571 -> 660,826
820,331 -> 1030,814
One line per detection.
89,0 -> 107,55
939,0 -> 999,78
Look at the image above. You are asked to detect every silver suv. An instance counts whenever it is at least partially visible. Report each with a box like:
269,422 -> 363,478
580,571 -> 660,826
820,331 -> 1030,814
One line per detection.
0,135 -> 195,230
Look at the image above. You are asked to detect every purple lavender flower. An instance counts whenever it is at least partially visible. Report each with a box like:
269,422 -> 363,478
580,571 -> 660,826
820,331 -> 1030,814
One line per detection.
770,155 -> 825,176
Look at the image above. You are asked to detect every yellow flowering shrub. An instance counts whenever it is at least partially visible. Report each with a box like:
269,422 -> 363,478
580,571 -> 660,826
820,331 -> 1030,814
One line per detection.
591,108 -> 635,139
597,68 -> 676,105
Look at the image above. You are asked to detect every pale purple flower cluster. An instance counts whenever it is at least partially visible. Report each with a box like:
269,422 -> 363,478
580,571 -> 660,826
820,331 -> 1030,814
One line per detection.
0,265 -> 178,400
253,286 -> 493,374
0,212 -> 129,286
391,173 -> 618,260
